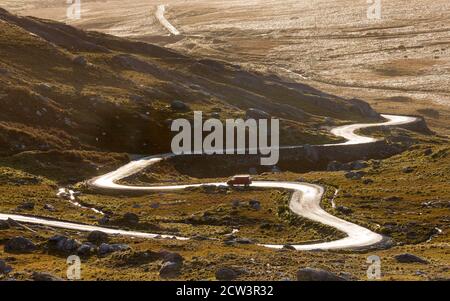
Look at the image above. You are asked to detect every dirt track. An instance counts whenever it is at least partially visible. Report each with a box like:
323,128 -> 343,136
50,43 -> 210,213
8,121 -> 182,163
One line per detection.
3,0 -> 450,134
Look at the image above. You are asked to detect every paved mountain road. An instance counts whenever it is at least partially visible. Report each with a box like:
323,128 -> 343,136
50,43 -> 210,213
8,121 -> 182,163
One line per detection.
0,114 -> 418,251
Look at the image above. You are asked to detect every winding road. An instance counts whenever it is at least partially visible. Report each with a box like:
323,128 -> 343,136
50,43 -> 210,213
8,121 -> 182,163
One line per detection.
155,4 -> 180,36
0,114 -> 418,251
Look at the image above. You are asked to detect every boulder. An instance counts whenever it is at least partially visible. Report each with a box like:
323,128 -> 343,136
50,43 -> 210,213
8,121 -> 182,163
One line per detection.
394,253 -> 429,264
160,251 -> 184,264
4,236 -> 36,253
215,267 -> 238,280
424,148 -> 433,156
17,202 -> 35,210
48,235 -> 81,253
402,167 -> 415,174
98,243 -> 130,256
0,259 -> 12,274
87,231 -> 109,245
32,272 -> 64,281
296,268 -> 346,281
171,100 -> 190,111
123,212 -> 139,225
159,261 -> 182,279
345,171 -> 365,180
76,243 -> 96,257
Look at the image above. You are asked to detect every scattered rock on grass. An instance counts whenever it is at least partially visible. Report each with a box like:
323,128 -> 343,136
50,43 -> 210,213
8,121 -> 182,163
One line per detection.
215,267 -> 238,280
344,171 -> 365,180
394,253 -> 429,264
160,251 -> 184,264
17,202 -> 35,210
160,261 -> 182,279
77,243 -> 96,257
98,243 -> 130,256
32,272 -> 64,281
48,235 -> 81,253
296,268 -> 346,281
171,100 -> 190,111
4,237 -> 36,253
87,231 -> 109,245
123,212 -> 139,225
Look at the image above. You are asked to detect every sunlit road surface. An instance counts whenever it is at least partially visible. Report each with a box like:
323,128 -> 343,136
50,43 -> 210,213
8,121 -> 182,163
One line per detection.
0,115 -> 417,250
155,4 -> 180,35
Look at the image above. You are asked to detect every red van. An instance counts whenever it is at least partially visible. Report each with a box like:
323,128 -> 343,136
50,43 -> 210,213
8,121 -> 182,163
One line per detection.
227,175 -> 252,187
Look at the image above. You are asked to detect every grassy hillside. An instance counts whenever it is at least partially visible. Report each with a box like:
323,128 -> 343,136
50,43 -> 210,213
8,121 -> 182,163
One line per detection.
0,8 -> 381,163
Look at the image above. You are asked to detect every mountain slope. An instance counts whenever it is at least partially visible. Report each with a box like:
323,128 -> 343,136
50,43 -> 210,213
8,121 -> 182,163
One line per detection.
0,7 -> 380,160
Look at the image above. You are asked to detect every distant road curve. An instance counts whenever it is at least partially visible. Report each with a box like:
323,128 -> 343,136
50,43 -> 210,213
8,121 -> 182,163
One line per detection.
155,4 -> 180,36
0,114 -> 418,251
